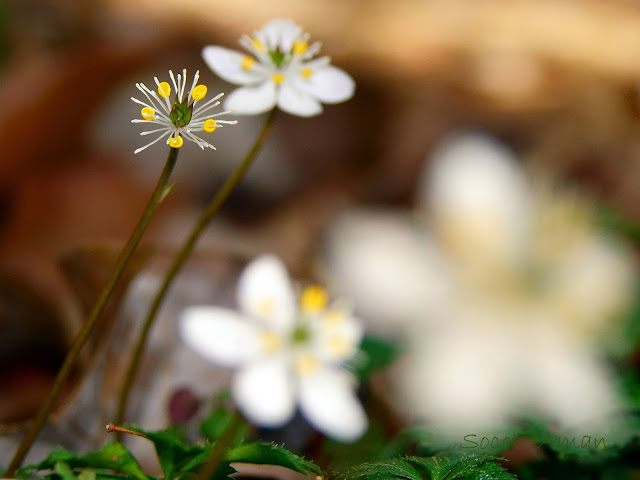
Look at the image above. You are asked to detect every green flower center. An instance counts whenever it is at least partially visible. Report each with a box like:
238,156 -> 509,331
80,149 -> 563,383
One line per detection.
170,99 -> 193,128
291,324 -> 310,344
269,48 -> 286,68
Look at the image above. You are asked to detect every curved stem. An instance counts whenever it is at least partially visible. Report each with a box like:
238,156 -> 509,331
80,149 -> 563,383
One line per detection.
114,109 -> 277,429
5,147 -> 180,476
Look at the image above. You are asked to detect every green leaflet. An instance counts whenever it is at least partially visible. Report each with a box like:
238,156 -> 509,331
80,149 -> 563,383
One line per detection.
349,335 -> 401,379
123,425 -> 211,480
226,442 -> 323,476
19,443 -> 149,480
123,425 -> 321,480
337,451 -> 516,480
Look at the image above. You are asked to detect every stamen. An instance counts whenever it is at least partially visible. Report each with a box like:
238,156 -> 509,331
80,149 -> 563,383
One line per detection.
203,119 -> 217,133
242,56 -> 255,71
301,67 -> 314,79
252,37 -> 264,51
272,73 -> 285,85
140,107 -> 155,120
158,81 -> 171,98
260,331 -> 281,353
329,335 -> 352,357
295,354 -> 319,376
300,285 -> 328,313
192,84 -> 207,101
292,40 -> 308,55
256,298 -> 273,316
323,309 -> 345,326
168,136 -> 184,148
179,68 -> 187,102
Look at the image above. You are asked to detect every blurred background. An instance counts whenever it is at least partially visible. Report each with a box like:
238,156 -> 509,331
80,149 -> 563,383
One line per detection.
3,0 -> 640,470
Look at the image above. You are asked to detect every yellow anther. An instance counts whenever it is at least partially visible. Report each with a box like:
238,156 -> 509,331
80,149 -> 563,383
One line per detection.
140,107 -> 155,120
301,67 -> 314,79
256,298 -> 273,317
241,56 -> 255,71
295,354 -> 319,376
168,136 -> 183,148
292,40 -> 308,55
272,73 -> 285,85
203,119 -> 217,133
329,335 -> 351,357
158,81 -> 171,98
260,331 -> 281,353
251,38 -> 264,51
323,309 -> 345,326
300,285 -> 328,313
192,84 -> 207,101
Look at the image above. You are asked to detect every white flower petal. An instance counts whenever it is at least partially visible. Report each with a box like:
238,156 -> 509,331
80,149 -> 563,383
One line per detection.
526,328 -> 621,429
232,358 -> 296,427
258,19 -> 302,52
326,209 -> 454,334
237,254 -> 296,332
225,82 -> 278,115
299,367 -> 367,442
179,306 -> 261,367
202,46 -> 267,86
551,235 -> 635,336
277,82 -> 323,117
422,132 -> 531,266
292,65 -> 355,103
400,323 -> 517,438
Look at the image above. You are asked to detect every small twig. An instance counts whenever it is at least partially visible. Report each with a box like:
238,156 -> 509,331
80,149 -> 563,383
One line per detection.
105,423 -> 150,440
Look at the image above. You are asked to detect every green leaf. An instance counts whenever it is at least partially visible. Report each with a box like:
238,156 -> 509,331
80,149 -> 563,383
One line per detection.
349,336 -> 401,379
336,452 -> 514,480
124,425 -> 204,479
339,458 -> 422,480
20,443 -> 148,480
408,451 -> 507,480
595,206 -> 640,244
466,461 -> 517,480
55,462 -> 78,480
226,442 -> 323,476
200,392 -> 247,445
77,470 -> 97,480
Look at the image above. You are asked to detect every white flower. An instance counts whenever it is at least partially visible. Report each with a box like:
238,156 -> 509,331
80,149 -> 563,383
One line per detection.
179,254 -> 367,442
131,69 -> 237,154
202,19 -> 355,117
327,132 -> 635,437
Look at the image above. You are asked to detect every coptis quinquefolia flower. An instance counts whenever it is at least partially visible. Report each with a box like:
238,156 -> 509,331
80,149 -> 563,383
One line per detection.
202,19 -> 355,117
179,254 -> 368,443
131,69 -> 237,154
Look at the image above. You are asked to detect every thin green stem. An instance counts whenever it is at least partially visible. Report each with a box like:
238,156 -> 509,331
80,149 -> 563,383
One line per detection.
114,109 -> 277,430
5,147 -> 180,476
194,413 -> 244,480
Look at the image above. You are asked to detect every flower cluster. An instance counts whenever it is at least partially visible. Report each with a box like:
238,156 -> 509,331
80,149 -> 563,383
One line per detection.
202,19 -> 355,117
131,69 -> 237,154
328,133 -> 635,438
179,255 -> 367,442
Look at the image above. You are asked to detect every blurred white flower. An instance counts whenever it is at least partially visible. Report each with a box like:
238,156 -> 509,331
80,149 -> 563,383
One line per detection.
131,69 -> 237,154
202,19 -> 355,117
179,254 -> 367,442
327,132 -> 635,437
